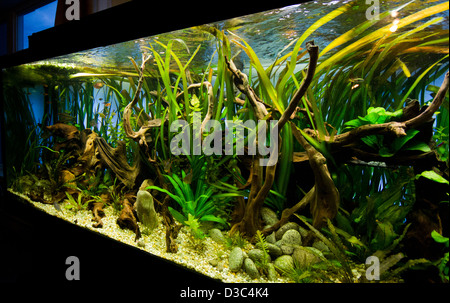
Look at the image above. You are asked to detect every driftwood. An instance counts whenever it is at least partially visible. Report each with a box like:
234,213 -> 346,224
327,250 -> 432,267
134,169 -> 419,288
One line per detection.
92,199 -> 106,228
42,122 -> 82,153
117,195 -> 141,241
227,41 -> 320,238
263,122 -> 340,236
95,138 -> 140,189
122,54 -> 164,163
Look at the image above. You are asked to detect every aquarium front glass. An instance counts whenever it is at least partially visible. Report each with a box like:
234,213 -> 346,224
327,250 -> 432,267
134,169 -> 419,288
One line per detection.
2,0 -> 449,283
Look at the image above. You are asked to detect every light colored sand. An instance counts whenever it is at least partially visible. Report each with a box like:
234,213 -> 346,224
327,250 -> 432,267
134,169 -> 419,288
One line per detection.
8,189 -> 289,283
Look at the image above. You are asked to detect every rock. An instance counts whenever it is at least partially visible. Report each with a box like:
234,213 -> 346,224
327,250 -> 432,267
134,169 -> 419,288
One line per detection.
136,190 -> 158,230
248,249 -> 271,264
292,247 -> 321,268
139,179 -> 154,191
244,258 -> 260,279
266,232 -> 276,244
275,222 -> 300,241
299,226 -> 309,238
261,207 -> 279,226
209,228 -> 226,244
274,255 -> 294,274
257,242 -> 282,258
281,229 -> 302,246
209,259 -> 219,267
229,247 -> 244,272
280,245 -> 294,255
136,238 -> 146,248
267,263 -> 278,281
313,240 -> 330,252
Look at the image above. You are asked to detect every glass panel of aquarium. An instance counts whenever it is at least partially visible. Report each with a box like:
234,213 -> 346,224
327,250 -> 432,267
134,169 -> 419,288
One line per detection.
2,0 -> 449,283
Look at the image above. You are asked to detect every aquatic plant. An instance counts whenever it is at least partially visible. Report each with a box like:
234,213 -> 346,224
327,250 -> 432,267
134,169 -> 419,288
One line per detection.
296,214 -> 354,282
224,231 -> 248,250
64,191 -> 91,212
431,230 -> 449,282
3,0 -> 449,283
147,170 -> 227,226
252,230 -> 271,273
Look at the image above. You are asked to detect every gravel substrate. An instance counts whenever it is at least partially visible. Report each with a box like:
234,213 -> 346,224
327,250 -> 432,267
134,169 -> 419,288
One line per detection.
8,189 -> 289,283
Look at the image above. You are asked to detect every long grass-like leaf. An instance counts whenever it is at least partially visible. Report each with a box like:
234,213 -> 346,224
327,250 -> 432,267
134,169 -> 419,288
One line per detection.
316,1 -> 449,75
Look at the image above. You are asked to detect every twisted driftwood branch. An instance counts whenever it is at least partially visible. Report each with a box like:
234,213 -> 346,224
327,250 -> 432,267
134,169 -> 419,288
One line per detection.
228,41 -> 319,237
315,71 -> 449,148
123,54 -> 165,157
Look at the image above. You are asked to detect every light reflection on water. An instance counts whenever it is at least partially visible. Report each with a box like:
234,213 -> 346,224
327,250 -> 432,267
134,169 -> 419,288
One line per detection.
33,0 -> 449,72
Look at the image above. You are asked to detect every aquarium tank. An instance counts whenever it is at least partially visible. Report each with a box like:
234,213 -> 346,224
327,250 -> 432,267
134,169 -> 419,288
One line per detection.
1,0 -> 449,283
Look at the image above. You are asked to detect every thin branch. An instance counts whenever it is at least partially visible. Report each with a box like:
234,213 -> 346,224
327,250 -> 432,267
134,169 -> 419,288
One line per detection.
276,41 -> 319,131
123,54 -> 163,151
330,71 -> 449,147
225,56 -> 268,120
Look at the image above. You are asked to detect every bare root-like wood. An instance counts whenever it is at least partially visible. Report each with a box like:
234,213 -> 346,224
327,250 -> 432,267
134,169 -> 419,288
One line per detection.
228,41 -> 319,238
117,196 -> 141,241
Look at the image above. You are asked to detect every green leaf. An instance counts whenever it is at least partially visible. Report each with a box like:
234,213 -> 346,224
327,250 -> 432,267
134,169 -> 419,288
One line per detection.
404,142 -> 431,153
379,147 -> 395,157
431,230 -> 449,247
168,207 -> 187,224
391,129 -> 419,152
416,170 -> 449,184
199,214 -> 228,226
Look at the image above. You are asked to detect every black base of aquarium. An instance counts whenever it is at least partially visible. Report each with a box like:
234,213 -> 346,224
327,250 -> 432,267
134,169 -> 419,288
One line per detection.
0,192 -> 219,286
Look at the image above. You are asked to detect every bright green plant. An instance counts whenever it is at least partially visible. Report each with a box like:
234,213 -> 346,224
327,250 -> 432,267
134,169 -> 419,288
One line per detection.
146,170 -> 227,226
343,106 -> 431,157
431,230 -> 449,282
416,170 -> 449,184
64,192 -> 92,212
253,230 -> 271,271
224,231 -> 248,249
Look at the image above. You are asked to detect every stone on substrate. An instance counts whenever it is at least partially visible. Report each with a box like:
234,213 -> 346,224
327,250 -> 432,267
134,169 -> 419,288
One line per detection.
248,249 -> 271,264
244,258 -> 260,279
209,228 -> 226,244
261,207 -> 279,226
281,229 -> 302,246
267,263 -> 278,281
266,232 -> 276,244
280,245 -> 295,255
299,226 -> 309,238
136,189 -> 158,230
139,179 -> 154,191
292,247 -> 321,269
274,255 -> 294,275
313,240 -> 330,252
275,222 -> 300,241
256,242 -> 282,258
229,247 -> 244,272
209,258 -> 219,267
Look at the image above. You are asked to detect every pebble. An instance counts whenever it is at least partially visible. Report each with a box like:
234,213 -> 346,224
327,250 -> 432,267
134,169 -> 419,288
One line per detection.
257,242 -> 282,258
281,229 -> 302,246
267,263 -> 278,281
248,248 -> 271,264
274,255 -> 294,274
266,232 -> 276,244
229,247 -> 244,272
209,259 -> 219,267
244,258 -> 260,279
292,247 -> 321,268
275,222 -> 300,241
313,240 -> 330,252
209,228 -> 226,244
261,207 -> 279,226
